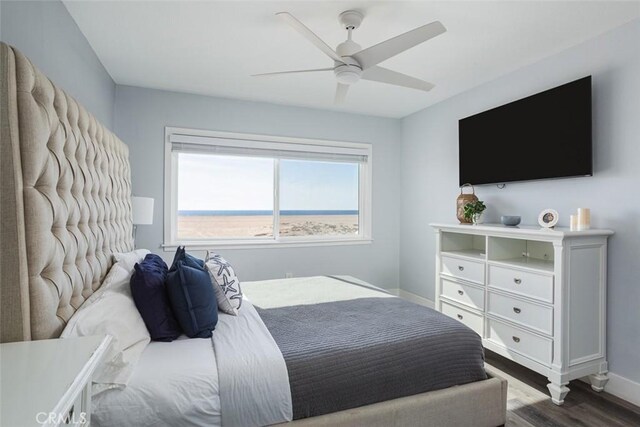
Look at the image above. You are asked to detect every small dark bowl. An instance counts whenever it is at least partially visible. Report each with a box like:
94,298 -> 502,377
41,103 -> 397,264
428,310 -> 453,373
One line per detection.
501,215 -> 521,226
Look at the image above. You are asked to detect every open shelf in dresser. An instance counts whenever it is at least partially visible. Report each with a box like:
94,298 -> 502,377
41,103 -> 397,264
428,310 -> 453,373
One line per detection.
487,236 -> 554,273
440,231 -> 486,261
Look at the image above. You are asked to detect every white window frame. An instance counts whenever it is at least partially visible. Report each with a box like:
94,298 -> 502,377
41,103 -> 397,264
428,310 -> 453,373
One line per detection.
163,127 -> 373,250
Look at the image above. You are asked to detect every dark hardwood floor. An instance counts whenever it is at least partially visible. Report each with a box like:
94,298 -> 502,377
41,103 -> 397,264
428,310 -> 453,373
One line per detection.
485,350 -> 640,427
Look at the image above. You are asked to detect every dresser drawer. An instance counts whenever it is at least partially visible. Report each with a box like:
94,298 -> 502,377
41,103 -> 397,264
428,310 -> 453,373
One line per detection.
440,301 -> 483,336
488,291 -> 553,336
441,278 -> 485,310
488,264 -> 554,303
441,256 -> 485,285
487,318 -> 552,366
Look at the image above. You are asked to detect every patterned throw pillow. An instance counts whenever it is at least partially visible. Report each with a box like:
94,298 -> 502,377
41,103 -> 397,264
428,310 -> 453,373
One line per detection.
204,251 -> 242,315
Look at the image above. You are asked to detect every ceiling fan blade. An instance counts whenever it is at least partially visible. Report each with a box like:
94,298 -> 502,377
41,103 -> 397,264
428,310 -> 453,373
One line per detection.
361,66 -> 435,91
352,21 -> 446,70
334,83 -> 349,104
277,12 -> 346,64
252,68 -> 333,77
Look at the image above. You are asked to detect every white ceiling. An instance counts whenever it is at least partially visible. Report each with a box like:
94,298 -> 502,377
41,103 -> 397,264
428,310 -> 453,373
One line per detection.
64,1 -> 639,118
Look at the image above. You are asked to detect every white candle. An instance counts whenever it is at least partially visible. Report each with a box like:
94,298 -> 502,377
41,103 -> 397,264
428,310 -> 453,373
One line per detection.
577,208 -> 591,230
570,214 -> 578,231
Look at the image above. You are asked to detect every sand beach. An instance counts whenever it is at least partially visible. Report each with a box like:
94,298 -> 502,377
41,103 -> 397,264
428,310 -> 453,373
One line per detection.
177,214 -> 359,239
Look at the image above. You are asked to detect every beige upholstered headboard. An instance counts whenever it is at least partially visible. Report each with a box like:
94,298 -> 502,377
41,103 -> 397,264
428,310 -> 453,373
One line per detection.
0,43 -> 134,342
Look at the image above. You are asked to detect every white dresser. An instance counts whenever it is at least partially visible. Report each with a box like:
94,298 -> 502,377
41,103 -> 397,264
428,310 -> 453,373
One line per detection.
431,223 -> 613,405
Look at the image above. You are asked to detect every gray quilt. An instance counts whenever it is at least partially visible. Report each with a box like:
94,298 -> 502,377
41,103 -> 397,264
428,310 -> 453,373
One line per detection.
255,297 -> 487,420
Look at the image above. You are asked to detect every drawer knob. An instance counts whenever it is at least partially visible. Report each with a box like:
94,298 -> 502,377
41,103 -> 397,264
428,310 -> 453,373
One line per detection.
514,278 -> 522,284
458,290 -> 464,296
512,336 -> 521,343
513,307 -> 521,314
458,266 -> 465,271
457,314 -> 463,320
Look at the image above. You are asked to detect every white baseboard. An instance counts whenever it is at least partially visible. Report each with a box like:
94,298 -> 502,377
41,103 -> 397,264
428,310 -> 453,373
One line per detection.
607,372 -> 640,406
391,288 -> 435,309
580,372 -> 640,407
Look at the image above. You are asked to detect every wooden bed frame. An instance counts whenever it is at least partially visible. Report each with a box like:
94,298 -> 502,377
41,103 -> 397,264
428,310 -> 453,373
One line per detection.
0,41 -> 506,426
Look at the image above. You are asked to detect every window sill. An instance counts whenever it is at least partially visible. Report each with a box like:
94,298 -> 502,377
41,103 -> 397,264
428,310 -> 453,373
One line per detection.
162,238 -> 373,251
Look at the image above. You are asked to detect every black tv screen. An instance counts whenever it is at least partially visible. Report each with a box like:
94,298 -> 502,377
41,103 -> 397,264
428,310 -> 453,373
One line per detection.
459,76 -> 592,186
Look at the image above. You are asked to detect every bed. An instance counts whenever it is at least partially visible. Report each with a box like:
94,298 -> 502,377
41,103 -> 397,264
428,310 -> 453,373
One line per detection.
0,41 -> 507,427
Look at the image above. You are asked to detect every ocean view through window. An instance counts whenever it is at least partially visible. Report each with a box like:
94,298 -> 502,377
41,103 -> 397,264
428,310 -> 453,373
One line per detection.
165,128 -> 372,247
279,159 -> 359,237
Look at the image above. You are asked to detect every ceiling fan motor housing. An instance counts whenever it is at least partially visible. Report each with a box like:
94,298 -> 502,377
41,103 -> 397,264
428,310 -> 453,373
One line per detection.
336,40 -> 361,56
335,38 -> 363,84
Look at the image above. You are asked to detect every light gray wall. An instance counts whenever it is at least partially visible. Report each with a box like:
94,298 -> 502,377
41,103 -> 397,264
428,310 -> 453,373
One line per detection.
400,20 -> 640,382
114,86 -> 402,289
0,0 -> 115,127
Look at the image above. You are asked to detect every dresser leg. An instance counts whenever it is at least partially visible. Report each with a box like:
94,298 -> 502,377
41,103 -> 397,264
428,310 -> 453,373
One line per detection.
589,372 -> 609,392
547,381 -> 570,405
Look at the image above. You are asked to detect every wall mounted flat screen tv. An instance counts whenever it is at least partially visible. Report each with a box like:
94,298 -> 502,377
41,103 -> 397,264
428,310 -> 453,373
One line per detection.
459,76 -> 592,186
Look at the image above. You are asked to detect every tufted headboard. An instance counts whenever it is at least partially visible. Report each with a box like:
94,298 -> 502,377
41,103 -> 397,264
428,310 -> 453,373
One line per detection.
0,43 -> 134,342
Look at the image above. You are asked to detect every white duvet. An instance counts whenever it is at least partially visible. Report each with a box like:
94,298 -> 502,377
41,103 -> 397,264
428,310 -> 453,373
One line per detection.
92,300 -> 289,427
92,337 -> 220,427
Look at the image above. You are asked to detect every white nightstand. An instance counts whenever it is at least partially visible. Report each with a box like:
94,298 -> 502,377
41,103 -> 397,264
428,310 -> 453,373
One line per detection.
0,335 -> 111,427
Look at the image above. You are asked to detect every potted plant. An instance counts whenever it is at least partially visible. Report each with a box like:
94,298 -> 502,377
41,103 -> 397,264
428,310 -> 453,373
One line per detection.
463,200 -> 487,225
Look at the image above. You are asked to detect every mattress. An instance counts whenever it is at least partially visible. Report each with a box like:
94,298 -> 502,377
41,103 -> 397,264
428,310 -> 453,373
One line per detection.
92,276 -> 486,427
254,281 -> 487,420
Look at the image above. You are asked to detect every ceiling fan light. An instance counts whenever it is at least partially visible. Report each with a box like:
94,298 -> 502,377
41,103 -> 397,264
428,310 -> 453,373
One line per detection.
336,70 -> 360,84
334,64 -> 362,85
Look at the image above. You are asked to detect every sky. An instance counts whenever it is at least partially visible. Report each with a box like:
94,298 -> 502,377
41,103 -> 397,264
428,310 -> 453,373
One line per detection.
177,153 -> 359,211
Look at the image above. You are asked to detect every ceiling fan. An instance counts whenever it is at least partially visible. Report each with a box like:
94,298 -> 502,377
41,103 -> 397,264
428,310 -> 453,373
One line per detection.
253,10 -> 446,104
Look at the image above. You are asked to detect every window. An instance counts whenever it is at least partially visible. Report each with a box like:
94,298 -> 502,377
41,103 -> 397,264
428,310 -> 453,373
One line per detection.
164,128 -> 372,248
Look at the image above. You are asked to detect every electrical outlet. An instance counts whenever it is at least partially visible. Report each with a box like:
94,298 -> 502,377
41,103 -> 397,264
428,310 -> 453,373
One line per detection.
285,272 -> 293,278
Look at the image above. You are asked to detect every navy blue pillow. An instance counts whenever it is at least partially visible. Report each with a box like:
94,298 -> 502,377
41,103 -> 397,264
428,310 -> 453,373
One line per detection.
130,254 -> 182,342
166,247 -> 218,338
170,246 -> 205,269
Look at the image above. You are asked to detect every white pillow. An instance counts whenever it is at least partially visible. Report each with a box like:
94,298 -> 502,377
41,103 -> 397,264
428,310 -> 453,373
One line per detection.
205,251 -> 243,315
61,250 -> 151,395
112,248 -> 151,270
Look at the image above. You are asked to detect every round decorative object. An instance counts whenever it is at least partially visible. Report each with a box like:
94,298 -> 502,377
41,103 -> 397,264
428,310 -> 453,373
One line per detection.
456,184 -> 478,224
501,215 -> 521,226
538,209 -> 559,228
